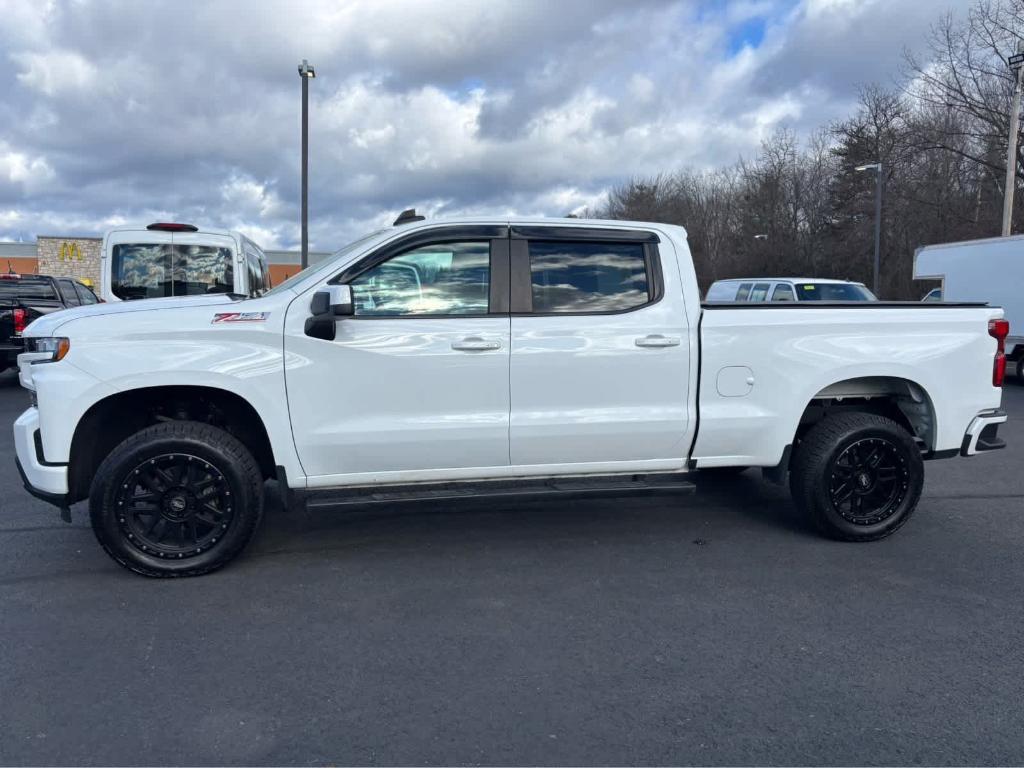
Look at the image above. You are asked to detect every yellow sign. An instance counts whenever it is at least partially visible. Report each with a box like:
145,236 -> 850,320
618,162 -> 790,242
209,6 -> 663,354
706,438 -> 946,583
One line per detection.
59,242 -> 82,261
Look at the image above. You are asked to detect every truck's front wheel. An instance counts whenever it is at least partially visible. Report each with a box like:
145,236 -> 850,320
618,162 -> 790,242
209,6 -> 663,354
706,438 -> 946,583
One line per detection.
89,421 -> 264,577
790,412 -> 923,541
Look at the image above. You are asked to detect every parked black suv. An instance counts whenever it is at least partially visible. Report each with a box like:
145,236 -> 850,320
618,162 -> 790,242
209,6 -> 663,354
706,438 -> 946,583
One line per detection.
0,274 -> 100,372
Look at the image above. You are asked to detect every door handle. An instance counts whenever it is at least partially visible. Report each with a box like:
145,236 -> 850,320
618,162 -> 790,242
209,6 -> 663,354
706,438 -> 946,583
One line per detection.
635,334 -> 681,348
451,337 -> 502,352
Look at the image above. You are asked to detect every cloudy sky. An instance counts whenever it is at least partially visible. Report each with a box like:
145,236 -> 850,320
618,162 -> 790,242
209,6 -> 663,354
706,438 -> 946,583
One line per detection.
0,0 -> 974,251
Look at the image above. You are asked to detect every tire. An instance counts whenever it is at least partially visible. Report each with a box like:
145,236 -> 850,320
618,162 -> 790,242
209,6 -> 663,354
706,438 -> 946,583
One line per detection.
1015,357 -> 1024,383
789,412 -> 923,542
89,421 -> 264,577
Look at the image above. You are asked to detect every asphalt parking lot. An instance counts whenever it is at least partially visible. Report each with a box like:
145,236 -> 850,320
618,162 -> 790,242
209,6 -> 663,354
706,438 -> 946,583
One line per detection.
0,375 -> 1022,767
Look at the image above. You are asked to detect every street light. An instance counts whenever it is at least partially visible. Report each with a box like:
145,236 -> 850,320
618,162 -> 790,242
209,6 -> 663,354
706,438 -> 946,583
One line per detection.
1003,43 -> 1024,236
298,59 -> 316,268
856,162 -> 882,297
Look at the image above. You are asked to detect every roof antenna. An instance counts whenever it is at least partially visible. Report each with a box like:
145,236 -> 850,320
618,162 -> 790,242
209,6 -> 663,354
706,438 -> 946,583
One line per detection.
393,208 -> 425,226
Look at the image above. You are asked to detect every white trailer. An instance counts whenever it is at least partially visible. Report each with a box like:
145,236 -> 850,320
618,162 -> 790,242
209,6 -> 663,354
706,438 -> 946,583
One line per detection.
915,236 -> 1024,380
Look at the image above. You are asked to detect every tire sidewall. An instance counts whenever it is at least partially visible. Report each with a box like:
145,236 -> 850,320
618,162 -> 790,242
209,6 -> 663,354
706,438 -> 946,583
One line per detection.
808,422 -> 923,540
90,429 -> 261,576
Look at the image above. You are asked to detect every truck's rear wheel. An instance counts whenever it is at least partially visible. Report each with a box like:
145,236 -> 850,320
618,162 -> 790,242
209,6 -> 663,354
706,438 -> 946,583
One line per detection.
89,421 -> 263,577
790,412 -> 923,541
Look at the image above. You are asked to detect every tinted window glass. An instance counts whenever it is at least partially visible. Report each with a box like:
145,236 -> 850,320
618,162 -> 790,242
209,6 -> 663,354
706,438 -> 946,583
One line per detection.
58,280 -> 80,306
528,241 -> 649,313
351,241 -> 490,316
704,282 -> 737,302
0,279 -> 57,300
749,282 -> 770,302
771,284 -> 795,301
75,282 -> 99,304
735,283 -> 752,301
796,283 -> 875,301
112,244 -> 233,299
173,245 -> 234,296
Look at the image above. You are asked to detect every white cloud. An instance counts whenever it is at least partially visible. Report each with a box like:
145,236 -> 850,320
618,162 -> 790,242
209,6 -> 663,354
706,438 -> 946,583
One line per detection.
13,50 -> 98,97
0,0 -> 979,247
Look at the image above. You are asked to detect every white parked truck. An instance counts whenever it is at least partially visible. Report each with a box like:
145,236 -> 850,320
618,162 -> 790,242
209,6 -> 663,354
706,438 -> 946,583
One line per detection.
14,216 -> 1010,576
915,235 -> 1024,380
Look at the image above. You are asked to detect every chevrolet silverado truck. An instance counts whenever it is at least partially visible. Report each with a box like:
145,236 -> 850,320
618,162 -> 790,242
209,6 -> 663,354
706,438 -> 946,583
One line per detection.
13,216 -> 1009,577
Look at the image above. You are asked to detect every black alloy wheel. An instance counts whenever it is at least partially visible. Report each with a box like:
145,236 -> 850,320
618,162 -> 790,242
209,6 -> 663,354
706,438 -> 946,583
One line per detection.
790,411 -> 924,541
90,421 -> 263,577
116,453 -> 235,560
827,437 -> 910,526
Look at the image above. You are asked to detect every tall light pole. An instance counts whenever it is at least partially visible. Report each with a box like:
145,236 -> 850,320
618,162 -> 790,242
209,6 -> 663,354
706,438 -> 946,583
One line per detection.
856,162 -> 883,297
1002,44 -> 1024,236
298,59 -> 316,268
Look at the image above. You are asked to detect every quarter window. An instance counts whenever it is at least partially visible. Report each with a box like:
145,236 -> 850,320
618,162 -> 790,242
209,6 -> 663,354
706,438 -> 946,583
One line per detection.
735,283 -> 752,301
350,241 -> 490,316
528,241 -> 650,313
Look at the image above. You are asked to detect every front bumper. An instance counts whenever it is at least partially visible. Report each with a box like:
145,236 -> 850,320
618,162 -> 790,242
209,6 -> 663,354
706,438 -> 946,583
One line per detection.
961,409 -> 1008,456
13,407 -> 69,505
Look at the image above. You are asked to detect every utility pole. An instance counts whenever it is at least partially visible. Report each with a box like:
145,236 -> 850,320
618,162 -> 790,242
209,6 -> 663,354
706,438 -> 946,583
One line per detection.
1002,44 -> 1024,236
855,163 -> 883,297
298,59 -> 316,267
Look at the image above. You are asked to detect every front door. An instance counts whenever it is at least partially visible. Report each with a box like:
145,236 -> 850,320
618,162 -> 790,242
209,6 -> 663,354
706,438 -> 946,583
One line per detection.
284,227 -> 512,485
508,228 -> 691,469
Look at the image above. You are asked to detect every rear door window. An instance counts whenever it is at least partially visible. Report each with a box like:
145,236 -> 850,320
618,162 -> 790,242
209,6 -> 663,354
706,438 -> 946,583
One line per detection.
527,241 -> 651,313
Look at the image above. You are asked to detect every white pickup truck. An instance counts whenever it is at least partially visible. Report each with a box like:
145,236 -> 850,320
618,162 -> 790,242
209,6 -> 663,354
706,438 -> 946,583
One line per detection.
13,216 -> 1009,577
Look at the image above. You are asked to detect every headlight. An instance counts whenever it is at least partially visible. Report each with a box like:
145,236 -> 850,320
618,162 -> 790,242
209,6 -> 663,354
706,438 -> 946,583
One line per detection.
25,337 -> 70,363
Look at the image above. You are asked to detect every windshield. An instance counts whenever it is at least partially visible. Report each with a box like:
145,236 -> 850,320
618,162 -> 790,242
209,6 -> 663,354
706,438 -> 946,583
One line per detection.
111,243 -> 234,300
263,229 -> 390,297
795,282 -> 876,301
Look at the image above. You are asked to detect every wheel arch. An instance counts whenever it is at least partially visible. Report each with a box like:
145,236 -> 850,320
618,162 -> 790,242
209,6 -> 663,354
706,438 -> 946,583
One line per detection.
68,384 -> 276,504
794,375 -> 937,452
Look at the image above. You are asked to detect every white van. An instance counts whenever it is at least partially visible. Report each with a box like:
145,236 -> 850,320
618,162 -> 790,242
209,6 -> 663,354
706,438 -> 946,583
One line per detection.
705,277 -> 877,303
100,223 -> 271,302
915,235 -> 1023,380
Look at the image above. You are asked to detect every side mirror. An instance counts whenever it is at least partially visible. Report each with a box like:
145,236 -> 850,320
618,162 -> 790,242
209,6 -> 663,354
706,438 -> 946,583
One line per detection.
310,284 -> 354,317
305,285 -> 354,340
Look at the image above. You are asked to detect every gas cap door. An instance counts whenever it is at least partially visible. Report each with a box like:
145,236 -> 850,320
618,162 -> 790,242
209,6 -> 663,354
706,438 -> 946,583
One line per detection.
716,366 -> 754,397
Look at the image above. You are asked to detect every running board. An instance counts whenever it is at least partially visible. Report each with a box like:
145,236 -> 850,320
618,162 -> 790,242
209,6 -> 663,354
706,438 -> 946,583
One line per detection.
304,474 -> 696,510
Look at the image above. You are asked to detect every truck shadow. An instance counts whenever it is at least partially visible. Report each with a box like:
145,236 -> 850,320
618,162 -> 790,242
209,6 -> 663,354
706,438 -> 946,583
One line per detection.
251,470 -> 815,562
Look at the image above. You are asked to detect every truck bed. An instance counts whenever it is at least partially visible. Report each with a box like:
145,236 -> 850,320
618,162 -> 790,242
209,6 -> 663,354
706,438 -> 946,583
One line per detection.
693,303 -> 1004,468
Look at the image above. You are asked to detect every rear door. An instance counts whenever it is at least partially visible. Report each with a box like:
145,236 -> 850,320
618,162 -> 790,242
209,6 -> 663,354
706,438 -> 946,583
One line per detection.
508,226 -> 691,468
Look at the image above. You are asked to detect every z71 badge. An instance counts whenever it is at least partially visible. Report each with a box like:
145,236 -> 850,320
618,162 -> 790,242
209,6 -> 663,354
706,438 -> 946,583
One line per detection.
211,312 -> 271,324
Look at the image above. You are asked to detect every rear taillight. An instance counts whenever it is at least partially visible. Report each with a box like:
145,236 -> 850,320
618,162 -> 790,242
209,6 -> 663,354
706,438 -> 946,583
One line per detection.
13,308 -> 27,336
989,318 -> 1010,387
